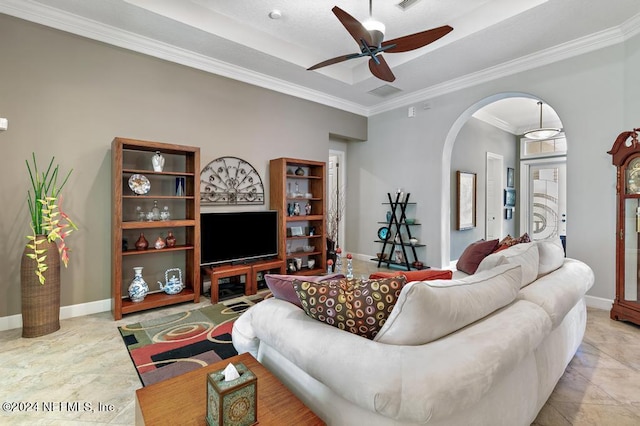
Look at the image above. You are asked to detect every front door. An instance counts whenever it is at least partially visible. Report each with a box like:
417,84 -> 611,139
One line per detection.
524,159 -> 567,241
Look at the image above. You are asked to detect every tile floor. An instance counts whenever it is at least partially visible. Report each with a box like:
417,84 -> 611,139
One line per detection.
0,259 -> 639,425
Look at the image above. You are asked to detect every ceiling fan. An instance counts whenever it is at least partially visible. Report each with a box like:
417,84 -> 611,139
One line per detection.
307,0 -> 453,82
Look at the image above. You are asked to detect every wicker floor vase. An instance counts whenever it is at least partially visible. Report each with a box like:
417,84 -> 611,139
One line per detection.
20,237 -> 61,338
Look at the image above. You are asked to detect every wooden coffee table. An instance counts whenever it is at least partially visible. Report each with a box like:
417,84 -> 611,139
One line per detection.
135,352 -> 324,425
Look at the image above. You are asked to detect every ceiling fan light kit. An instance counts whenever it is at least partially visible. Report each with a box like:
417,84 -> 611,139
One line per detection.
524,101 -> 562,140
307,1 -> 453,82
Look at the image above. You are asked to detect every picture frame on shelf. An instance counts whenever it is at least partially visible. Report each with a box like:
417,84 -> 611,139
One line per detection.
504,188 -> 516,207
456,171 -> 477,230
290,226 -> 304,237
507,167 -> 515,188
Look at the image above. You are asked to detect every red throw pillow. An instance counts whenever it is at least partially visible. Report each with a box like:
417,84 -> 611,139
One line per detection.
456,239 -> 499,274
369,269 -> 453,281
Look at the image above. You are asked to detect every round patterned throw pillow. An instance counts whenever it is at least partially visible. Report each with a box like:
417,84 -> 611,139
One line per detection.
293,276 -> 407,340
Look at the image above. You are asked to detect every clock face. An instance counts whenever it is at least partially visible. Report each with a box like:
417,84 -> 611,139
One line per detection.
200,156 -> 265,205
627,157 -> 640,194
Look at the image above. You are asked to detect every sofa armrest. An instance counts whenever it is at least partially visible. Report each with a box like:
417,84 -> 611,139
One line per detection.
233,298 -> 552,423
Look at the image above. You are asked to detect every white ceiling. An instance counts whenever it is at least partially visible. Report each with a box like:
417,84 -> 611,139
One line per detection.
2,0 -> 640,129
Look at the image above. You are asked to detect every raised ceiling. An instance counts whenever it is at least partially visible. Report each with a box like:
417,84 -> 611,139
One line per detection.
1,0 -> 640,122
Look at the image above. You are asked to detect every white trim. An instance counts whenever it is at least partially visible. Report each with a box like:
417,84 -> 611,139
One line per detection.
1,0 -> 639,117
584,295 -> 613,311
0,298 -> 111,332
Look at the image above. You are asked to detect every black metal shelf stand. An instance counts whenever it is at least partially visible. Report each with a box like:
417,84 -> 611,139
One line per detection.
375,192 -> 425,271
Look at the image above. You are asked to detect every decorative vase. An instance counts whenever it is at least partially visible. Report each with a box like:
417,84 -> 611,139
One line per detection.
154,236 -> 166,250
165,230 -> 176,248
295,166 -> 305,176
152,151 -> 165,172
287,203 -> 294,216
135,233 -> 149,250
151,200 -> 160,221
20,237 -> 60,338
128,267 -> 149,302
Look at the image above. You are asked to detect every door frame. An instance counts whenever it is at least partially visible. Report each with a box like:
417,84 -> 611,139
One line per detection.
328,149 -> 347,250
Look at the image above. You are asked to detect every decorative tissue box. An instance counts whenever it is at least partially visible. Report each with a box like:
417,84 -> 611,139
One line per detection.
206,362 -> 257,426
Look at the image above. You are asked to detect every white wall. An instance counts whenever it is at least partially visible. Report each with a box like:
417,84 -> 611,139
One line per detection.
348,40 -> 631,300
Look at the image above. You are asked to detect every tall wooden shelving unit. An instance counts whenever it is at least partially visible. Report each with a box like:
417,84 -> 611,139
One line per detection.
270,158 -> 326,276
112,137 -> 200,320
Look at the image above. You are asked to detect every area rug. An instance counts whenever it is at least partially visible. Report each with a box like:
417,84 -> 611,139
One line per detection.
118,293 -> 268,386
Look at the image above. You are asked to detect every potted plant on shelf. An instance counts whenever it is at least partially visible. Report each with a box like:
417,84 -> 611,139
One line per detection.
21,153 -> 77,338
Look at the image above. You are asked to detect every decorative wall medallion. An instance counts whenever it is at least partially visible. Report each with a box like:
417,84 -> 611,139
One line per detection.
200,156 -> 265,205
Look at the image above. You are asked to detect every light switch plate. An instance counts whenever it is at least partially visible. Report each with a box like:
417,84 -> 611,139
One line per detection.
0,118 -> 7,131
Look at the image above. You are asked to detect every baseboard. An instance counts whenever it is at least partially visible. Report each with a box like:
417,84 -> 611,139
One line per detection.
0,298 -> 112,332
584,295 -> 613,311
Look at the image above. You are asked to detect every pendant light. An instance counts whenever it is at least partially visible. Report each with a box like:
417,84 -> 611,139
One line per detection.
524,101 -> 562,140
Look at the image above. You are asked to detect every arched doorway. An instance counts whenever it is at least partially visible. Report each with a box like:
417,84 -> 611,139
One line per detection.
441,92 -> 566,267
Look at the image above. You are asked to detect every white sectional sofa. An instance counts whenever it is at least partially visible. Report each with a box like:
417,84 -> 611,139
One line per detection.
232,237 -> 594,425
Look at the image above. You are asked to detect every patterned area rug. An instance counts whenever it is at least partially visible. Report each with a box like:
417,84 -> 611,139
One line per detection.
118,293 -> 267,386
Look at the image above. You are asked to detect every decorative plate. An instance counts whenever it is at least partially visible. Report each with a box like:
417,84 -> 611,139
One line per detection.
128,174 -> 150,195
377,227 -> 390,240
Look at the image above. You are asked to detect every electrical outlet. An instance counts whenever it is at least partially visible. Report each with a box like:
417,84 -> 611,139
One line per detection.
408,107 -> 416,118
0,118 -> 7,131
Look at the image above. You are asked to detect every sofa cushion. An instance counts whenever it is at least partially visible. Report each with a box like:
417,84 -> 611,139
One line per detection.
264,273 -> 344,308
456,239 -> 499,274
374,263 -> 522,345
536,236 -> 565,277
369,269 -> 453,282
293,276 -> 407,340
517,258 -> 594,328
476,242 -> 539,288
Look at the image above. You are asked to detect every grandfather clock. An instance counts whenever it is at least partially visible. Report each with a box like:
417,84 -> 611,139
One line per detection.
608,127 -> 640,325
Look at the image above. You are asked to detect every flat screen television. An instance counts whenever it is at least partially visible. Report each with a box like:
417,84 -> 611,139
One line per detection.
200,210 -> 279,266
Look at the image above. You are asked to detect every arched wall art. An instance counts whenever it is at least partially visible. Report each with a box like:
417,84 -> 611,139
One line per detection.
200,156 -> 265,205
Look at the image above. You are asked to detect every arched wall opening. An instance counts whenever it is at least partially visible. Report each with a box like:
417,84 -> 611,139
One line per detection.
440,91 -> 565,267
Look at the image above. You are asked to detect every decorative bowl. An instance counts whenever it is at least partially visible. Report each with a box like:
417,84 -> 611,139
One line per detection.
376,252 -> 389,260
409,238 -> 419,245
405,218 -> 416,225
303,245 -> 314,252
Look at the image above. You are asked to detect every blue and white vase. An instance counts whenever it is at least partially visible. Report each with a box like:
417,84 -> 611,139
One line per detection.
128,266 -> 149,302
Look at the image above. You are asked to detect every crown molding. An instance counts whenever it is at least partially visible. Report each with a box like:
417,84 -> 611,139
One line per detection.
1,0 -> 639,118
0,0 -> 370,116
369,20 -> 636,115
472,110 -> 517,134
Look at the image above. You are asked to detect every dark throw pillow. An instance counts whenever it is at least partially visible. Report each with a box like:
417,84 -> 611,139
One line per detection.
457,239 -> 499,274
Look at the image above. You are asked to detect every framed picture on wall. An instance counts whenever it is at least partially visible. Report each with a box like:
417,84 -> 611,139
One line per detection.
456,171 -> 477,230
505,208 -> 513,220
504,188 -> 516,207
507,167 -> 515,188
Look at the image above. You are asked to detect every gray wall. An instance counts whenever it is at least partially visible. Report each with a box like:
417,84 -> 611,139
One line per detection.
0,15 -> 366,318
450,117 -> 517,259
348,39 -> 632,301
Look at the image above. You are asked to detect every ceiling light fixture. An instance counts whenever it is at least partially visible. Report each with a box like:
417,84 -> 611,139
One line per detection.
524,101 -> 562,140
268,9 -> 282,20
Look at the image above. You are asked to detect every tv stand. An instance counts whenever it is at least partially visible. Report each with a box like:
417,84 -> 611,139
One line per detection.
202,258 -> 285,304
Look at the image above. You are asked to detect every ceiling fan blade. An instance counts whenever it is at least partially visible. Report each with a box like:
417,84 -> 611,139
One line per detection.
332,6 -> 373,47
307,53 -> 362,71
368,55 -> 396,82
382,25 -> 453,53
